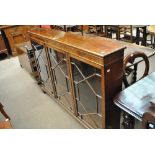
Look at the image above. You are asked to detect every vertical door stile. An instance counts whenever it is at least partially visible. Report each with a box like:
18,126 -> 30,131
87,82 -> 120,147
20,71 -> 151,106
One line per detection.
44,45 -> 58,98
30,40 -> 42,84
101,66 -> 106,129
66,54 -> 78,116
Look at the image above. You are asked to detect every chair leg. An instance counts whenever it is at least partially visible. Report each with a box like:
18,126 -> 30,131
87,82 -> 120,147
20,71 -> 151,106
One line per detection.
150,34 -> 153,46
122,112 -> 135,129
153,35 -> 155,49
0,103 -> 10,120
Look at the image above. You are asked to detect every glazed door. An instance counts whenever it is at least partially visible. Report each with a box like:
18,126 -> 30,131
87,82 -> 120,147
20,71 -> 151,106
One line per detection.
32,42 -> 54,95
71,58 -> 102,128
48,48 -> 73,111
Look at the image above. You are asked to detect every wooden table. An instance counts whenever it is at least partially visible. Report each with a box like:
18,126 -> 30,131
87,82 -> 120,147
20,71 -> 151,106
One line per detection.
114,72 -> 155,128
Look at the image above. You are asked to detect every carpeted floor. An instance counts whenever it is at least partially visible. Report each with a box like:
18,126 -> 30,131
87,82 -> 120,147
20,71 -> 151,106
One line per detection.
0,56 -> 84,128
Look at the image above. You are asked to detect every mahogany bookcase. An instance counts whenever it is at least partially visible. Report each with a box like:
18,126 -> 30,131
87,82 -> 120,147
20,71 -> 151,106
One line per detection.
27,28 -> 125,128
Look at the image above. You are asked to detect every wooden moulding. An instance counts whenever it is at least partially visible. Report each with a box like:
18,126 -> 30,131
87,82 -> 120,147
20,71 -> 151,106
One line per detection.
28,27 -> 126,67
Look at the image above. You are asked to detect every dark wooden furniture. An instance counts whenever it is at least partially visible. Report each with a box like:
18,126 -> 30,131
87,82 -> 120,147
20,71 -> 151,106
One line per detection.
87,26 -> 106,37
0,102 -> 12,129
121,51 -> 149,128
0,32 -> 9,56
105,25 -> 148,46
123,51 -> 150,88
26,27 -> 126,129
105,25 -> 132,41
0,25 -> 39,56
119,25 -> 133,43
134,25 -> 148,46
142,111 -> 155,129
18,38 -> 155,85
51,25 -> 84,36
114,72 -> 155,129
65,25 -> 84,35
17,28 -> 155,129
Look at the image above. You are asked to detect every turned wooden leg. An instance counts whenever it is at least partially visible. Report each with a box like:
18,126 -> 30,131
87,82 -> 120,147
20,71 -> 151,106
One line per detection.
0,103 -> 10,120
136,27 -> 140,45
122,112 -> 135,129
142,27 -> 147,46
132,63 -> 138,84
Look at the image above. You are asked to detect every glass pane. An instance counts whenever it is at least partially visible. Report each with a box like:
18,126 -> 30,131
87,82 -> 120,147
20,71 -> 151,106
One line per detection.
48,48 -> 73,110
32,42 -> 53,94
71,58 -> 102,128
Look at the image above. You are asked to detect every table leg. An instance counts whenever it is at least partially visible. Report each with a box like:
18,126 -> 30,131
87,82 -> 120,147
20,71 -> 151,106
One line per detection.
105,26 -> 108,37
136,28 -> 140,45
153,35 -> 155,49
116,27 -> 120,40
142,27 -> 147,46
122,112 -> 135,129
81,25 -> 83,36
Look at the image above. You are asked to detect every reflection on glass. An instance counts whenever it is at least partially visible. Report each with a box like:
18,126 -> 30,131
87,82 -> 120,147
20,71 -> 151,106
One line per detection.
71,58 -> 102,128
32,42 -> 53,93
48,48 -> 73,110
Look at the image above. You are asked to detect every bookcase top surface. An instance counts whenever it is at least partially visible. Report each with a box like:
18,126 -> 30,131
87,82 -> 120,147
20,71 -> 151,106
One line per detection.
28,28 -> 126,57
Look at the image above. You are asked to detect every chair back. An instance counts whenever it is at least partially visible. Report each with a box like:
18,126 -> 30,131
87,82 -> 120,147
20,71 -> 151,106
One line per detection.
123,51 -> 149,88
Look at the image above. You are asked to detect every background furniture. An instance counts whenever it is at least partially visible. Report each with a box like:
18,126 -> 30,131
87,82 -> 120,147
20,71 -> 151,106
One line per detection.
134,25 -> 148,46
105,25 -> 148,46
51,25 -> 84,36
0,32 -> 9,57
123,51 -> 149,88
105,25 -> 133,41
114,72 -> 155,129
0,25 -> 39,56
87,25 -> 106,37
